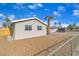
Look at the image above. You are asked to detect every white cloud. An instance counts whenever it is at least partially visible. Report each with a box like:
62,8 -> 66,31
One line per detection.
37,3 -> 43,7
53,11 -> 61,16
51,20 -> 60,26
8,15 -> 15,20
0,13 -> 5,18
28,5 -> 36,9
76,23 -> 79,26
0,14 -> 15,27
13,3 -> 25,9
0,13 -> 15,20
28,3 -> 43,9
57,6 -> 65,11
52,21 -> 69,27
26,12 -> 37,17
32,14 -> 37,17
73,9 -> 79,16
51,20 -> 69,27
44,8 -> 50,11
62,24 -> 69,27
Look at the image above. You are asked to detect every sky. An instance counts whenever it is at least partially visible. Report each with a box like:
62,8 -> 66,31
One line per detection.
0,3 -> 79,27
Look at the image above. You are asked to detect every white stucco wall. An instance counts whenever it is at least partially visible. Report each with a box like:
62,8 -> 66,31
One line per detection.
14,20 -> 47,40
51,29 -> 57,32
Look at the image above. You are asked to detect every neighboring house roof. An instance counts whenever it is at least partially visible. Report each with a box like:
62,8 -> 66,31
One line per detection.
11,17 -> 47,26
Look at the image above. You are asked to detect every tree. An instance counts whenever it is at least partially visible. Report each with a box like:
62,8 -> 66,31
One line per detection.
72,23 -> 76,32
2,22 -> 6,28
67,24 -> 73,31
5,18 -> 11,22
58,22 -> 62,28
54,22 -> 57,28
5,17 -> 11,28
45,16 -> 52,35
67,24 -> 77,32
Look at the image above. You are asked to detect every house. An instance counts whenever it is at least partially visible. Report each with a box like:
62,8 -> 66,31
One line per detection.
10,17 -> 47,40
51,28 -> 57,32
50,27 -> 57,32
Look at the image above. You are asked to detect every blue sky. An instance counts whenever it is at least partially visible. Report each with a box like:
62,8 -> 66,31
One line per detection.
0,3 -> 79,27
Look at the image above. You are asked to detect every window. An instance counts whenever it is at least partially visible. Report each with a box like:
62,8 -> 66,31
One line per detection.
25,25 -> 28,30
37,26 -> 42,30
29,25 -> 32,30
25,25 -> 32,31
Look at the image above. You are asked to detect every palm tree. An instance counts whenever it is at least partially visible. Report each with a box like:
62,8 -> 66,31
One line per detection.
45,16 -> 52,35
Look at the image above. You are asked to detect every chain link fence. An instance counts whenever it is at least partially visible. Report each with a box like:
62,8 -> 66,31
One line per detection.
48,35 -> 79,56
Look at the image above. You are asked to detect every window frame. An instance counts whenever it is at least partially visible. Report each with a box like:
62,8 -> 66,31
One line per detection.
29,25 -> 32,31
37,26 -> 42,30
25,25 -> 32,31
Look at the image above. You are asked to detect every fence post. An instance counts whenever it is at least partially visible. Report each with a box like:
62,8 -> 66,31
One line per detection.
70,40 -> 73,56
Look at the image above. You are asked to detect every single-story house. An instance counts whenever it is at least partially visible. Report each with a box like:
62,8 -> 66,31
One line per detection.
10,17 -> 47,40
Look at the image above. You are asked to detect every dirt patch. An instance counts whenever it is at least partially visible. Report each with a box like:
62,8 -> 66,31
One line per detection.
0,32 -> 73,56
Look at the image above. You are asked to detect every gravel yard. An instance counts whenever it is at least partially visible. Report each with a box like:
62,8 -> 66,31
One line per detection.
0,32 -> 75,56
